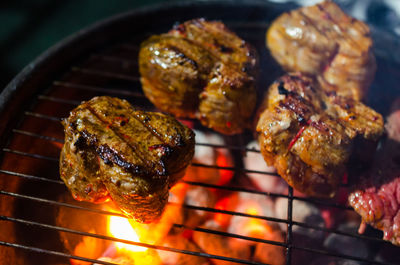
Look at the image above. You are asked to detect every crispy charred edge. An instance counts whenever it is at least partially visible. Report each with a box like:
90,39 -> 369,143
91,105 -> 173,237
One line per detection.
89,98 -> 190,177
166,45 -> 199,69
133,111 -> 194,148
275,74 -> 317,120
132,111 -> 195,175
71,100 -> 194,178
171,18 -> 258,75
285,154 -> 339,198
73,128 -> 155,177
86,102 -> 162,171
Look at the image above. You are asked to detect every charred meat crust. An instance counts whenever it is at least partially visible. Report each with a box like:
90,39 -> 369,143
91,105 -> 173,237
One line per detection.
266,0 -> 376,101
256,73 -> 383,198
60,96 -> 195,223
139,18 -> 258,135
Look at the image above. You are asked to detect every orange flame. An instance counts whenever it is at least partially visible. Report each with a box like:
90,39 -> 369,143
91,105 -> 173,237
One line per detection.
108,215 -> 147,253
243,205 -> 272,238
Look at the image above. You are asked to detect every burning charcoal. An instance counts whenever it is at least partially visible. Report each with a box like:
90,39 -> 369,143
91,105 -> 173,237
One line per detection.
213,193 -> 240,228
253,237 -> 286,265
55,193 -> 109,264
183,186 -> 217,228
126,183 -> 187,244
192,220 -> 251,265
95,256 -> 136,265
95,243 -> 161,265
274,198 -> 325,242
243,140 -> 287,194
184,130 -> 234,185
228,193 -> 279,246
323,222 -> 370,260
157,234 -> 209,265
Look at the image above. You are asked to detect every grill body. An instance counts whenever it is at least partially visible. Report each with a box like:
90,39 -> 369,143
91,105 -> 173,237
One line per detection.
1,1 -> 400,264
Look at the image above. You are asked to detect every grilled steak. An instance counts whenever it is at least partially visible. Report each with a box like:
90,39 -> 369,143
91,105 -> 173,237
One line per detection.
60,96 -> 195,223
256,73 -> 383,197
349,101 -> 400,245
266,0 -> 376,101
139,18 -> 258,135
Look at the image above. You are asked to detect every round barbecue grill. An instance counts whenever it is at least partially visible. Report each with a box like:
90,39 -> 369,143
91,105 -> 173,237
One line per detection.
1,1 -> 400,264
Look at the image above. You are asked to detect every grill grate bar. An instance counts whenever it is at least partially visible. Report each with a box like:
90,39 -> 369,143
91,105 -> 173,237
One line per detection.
0,215 -> 269,265
190,162 -> 280,176
71,66 -> 140,82
25,111 -> 62,122
0,190 -> 127,218
12,129 -> 64,143
175,224 -> 287,248
0,189 -> 285,247
0,241 -> 117,265
11,127 -> 259,154
285,187 -> 293,265
0,162 -> 351,214
0,143 -> 353,211
53,81 -> 145,98
0,169 -> 63,185
0,183 -> 362,242
2,143 -> 353,211
2,148 -> 58,162
2,147 -> 279,176
91,53 -> 138,65
38,95 -> 81,105
1,212 -> 391,265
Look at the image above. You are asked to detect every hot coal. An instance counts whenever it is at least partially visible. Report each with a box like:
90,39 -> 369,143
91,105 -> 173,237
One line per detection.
243,140 -> 287,194
323,223 -> 370,260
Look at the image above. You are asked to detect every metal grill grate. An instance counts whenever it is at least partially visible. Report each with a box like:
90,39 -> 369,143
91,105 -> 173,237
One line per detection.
0,2 -> 399,265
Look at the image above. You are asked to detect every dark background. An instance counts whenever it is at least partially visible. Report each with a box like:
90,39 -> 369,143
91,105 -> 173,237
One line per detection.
0,0 -> 184,90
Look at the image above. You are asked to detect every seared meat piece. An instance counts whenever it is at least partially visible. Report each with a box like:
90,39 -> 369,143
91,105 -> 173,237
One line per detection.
256,73 -> 383,197
266,0 -> 376,101
60,96 -> 195,223
139,18 -> 258,135
349,101 -> 400,246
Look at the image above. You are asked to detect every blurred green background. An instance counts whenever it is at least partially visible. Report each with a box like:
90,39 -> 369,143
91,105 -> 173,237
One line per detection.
0,0 -> 187,90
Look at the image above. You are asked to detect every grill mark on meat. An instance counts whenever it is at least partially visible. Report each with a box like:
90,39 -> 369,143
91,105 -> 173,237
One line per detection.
179,19 -> 245,71
295,9 -> 342,76
322,44 -> 339,74
130,112 -> 185,148
96,144 -> 147,175
166,45 -> 198,69
297,10 -> 326,42
315,2 -> 364,52
279,96 -> 311,118
85,105 -> 160,175
172,23 -> 187,36
278,81 -> 289,96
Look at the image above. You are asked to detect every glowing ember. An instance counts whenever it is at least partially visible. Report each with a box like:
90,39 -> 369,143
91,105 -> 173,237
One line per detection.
108,215 -> 147,252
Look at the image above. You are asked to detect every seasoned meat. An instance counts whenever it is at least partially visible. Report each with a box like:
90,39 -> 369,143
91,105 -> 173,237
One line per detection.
266,0 -> 376,101
139,18 -> 258,135
256,73 -> 383,197
349,101 -> 400,246
60,96 -> 195,223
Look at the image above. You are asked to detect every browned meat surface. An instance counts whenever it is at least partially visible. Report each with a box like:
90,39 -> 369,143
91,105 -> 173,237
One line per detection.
256,73 -> 383,197
349,100 -> 400,245
139,18 -> 258,135
60,96 -> 195,223
266,0 -> 376,101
